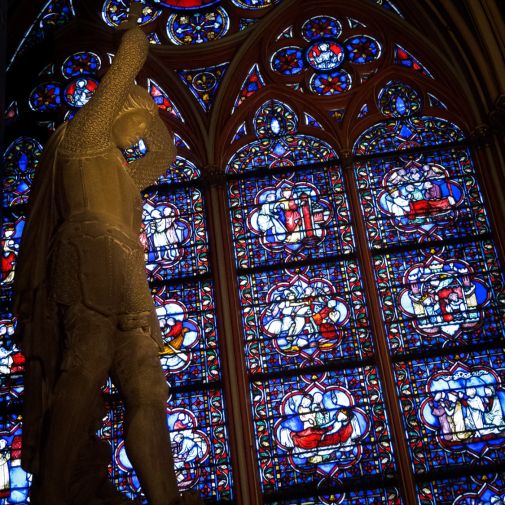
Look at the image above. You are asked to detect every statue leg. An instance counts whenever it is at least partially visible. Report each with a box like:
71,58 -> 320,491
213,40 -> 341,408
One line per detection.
35,304 -> 115,505
113,326 -> 179,505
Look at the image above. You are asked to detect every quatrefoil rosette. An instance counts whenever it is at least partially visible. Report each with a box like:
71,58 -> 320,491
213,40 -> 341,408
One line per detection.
270,15 -> 382,96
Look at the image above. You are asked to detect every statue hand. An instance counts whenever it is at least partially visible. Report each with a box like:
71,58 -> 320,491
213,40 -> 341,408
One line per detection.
118,1 -> 144,31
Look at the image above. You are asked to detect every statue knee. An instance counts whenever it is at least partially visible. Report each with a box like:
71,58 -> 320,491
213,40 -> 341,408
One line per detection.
122,369 -> 169,411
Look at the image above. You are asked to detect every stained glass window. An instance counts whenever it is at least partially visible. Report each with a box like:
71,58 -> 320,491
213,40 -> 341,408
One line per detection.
4,1 -> 505,504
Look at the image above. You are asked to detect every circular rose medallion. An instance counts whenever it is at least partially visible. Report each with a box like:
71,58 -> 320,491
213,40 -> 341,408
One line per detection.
306,40 -> 345,72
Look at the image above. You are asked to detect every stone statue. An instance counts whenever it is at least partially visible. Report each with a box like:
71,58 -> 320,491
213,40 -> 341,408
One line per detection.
13,4 -> 200,504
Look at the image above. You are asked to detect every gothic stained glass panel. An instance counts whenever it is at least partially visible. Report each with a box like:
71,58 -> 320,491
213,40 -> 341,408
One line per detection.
160,156 -> 201,185
142,187 -> 209,282
147,79 -> 185,122
373,240 -> 505,356
227,134 -> 336,173
250,367 -> 396,495
152,280 -> 221,388
394,44 -> 433,78
0,312 -> 24,417
228,100 -> 338,174
354,117 -> 465,156
354,148 -> 491,249
177,63 -> 229,112
417,473 -> 505,505
0,415 -> 31,504
2,138 -> 43,207
228,165 -> 354,269
238,261 -> 373,375
272,487 -> 403,505
233,64 -> 266,112
394,348 -> 505,474
8,0 -> 75,70
0,216 -> 24,305
98,388 -> 233,502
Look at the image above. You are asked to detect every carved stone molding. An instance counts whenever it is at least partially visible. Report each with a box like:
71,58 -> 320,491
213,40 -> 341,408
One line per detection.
489,93 -> 505,133
470,123 -> 492,148
202,165 -> 226,188
339,149 -> 354,170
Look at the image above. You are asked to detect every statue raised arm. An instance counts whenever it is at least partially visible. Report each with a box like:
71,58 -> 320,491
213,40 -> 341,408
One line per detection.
13,3 -> 194,504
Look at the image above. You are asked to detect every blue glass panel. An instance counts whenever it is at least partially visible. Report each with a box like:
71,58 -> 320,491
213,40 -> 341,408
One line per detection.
378,81 -> 422,118
238,261 -> 373,375
395,348 -> 505,474
232,122 -> 247,142
309,70 -> 352,96
228,165 -> 354,269
158,156 -> 201,185
301,16 -> 342,42
271,47 -> 305,75
304,113 -> 323,129
371,0 -> 403,18
122,138 -> 148,162
418,473 -> 505,505
151,280 -> 221,387
374,240 -> 505,356
98,388 -> 233,501
355,148 -> 491,249
2,138 -> 43,207
428,93 -> 448,111
61,51 -> 101,79
344,35 -> 381,64
0,415 -> 31,503
251,367 -> 396,494
354,117 -> 466,156
28,82 -> 61,111
274,487 -> 403,505
142,187 -> 209,282
231,0 -> 280,9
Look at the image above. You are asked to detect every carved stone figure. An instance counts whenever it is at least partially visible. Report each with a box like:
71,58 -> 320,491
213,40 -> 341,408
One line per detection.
13,4 -> 199,505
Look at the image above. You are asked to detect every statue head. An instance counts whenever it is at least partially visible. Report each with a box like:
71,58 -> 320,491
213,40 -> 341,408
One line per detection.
112,85 -> 158,149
